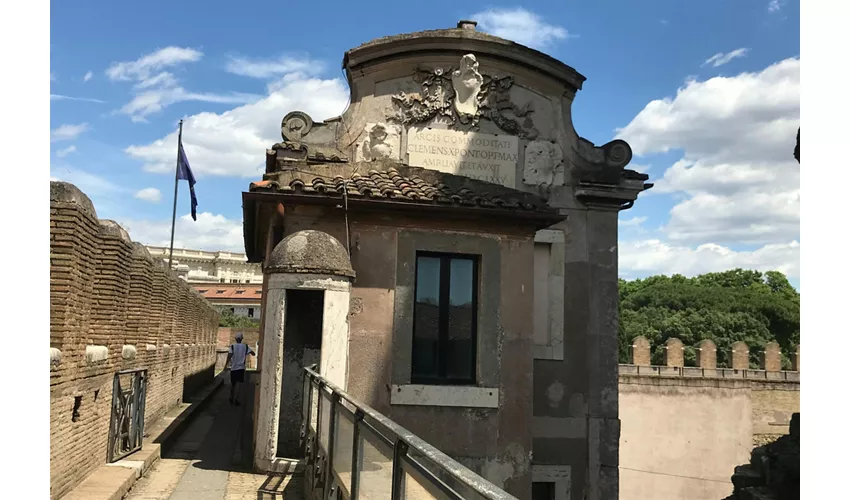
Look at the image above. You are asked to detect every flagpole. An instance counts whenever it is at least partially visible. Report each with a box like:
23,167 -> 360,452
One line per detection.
167,119 -> 183,270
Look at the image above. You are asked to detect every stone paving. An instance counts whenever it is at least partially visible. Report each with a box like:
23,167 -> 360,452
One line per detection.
125,376 -> 303,500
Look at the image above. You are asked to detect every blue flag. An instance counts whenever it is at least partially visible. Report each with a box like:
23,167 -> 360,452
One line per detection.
176,138 -> 197,221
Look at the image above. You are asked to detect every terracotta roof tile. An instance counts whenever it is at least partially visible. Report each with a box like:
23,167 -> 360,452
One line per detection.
194,283 -> 262,303
250,166 -> 551,213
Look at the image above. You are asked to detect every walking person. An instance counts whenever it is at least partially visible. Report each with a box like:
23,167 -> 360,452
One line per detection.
225,332 -> 255,406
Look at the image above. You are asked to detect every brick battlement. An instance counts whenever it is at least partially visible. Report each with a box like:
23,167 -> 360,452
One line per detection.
628,336 -> 800,372
49,181 -> 220,499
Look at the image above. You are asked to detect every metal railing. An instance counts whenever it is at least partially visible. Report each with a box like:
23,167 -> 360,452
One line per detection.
300,366 -> 518,500
107,369 -> 147,463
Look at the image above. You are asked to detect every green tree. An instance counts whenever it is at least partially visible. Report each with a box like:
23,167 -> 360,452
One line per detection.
618,270 -> 799,369
219,309 -> 261,328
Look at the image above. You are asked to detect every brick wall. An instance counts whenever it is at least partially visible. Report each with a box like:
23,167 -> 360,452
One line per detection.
49,182 -> 219,499
216,327 -> 260,348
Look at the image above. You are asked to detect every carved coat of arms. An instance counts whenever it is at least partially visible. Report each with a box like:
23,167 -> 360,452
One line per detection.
390,54 -> 539,140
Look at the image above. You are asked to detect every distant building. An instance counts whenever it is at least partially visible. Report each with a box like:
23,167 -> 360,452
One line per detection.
194,283 -> 263,320
146,246 -> 263,284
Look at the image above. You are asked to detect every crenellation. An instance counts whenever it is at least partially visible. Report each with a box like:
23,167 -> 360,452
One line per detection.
760,341 -> 782,372
49,181 -> 219,500
622,339 -> 799,375
630,336 -> 650,366
663,338 -> 684,368
731,341 -> 750,370
696,339 -> 717,369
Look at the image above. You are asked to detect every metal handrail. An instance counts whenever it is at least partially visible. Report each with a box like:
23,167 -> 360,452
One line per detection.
302,365 -> 518,500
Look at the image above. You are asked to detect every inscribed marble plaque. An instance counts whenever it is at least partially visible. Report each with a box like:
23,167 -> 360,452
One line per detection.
406,128 -> 518,187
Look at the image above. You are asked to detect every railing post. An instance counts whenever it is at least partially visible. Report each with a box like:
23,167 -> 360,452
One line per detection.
350,409 -> 364,500
301,373 -> 314,456
390,439 -> 408,500
315,381 -> 326,489
325,394 -> 339,499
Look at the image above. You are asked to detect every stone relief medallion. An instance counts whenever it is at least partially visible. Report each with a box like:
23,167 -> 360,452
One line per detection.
390,54 -> 539,139
523,140 -> 564,187
281,111 -> 313,142
355,123 -> 401,162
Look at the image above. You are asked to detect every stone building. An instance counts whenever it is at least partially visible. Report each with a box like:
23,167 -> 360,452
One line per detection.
243,21 -> 650,500
194,282 -> 263,319
146,246 -> 263,284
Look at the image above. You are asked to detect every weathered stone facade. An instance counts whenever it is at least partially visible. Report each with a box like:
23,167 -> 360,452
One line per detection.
49,182 -> 219,499
243,21 -> 650,500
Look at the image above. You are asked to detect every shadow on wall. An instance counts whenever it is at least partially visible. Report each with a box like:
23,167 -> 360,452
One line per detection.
182,364 -> 215,402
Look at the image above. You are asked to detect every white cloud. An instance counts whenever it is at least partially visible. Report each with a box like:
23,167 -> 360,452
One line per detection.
106,47 -> 203,82
619,216 -> 647,228
133,71 -> 177,89
83,71 -> 93,82
106,46 -> 256,121
119,88 -> 260,123
768,0 -> 783,13
619,58 -> 799,162
617,57 -> 799,246
471,8 -> 572,50
619,240 -> 800,280
702,48 -> 750,67
616,57 -> 799,278
118,212 -> 245,252
125,71 -> 349,178
663,189 -> 799,244
51,94 -> 106,104
51,123 -> 89,142
48,167 -> 119,199
55,145 -> 77,158
134,187 -> 162,203
226,55 -> 322,79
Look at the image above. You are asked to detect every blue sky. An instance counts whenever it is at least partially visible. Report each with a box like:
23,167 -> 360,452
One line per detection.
49,1 -> 800,287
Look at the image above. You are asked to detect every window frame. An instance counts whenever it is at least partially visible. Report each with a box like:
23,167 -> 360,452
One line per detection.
410,251 -> 480,386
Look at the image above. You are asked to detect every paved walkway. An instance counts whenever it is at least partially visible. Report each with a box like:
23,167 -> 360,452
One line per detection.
125,376 -> 303,500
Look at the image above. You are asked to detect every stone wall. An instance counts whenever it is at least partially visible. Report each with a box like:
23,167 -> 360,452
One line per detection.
619,338 -> 800,500
49,182 -> 219,499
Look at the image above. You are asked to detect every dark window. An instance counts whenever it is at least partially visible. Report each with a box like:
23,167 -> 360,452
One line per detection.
248,308 -> 254,318
236,290 -> 245,294
411,252 -> 478,385
532,482 -> 555,500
